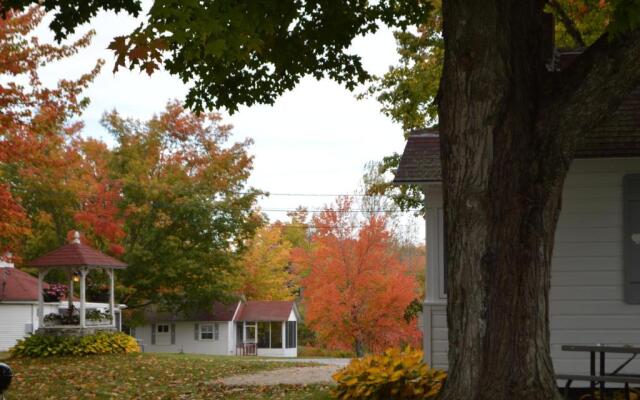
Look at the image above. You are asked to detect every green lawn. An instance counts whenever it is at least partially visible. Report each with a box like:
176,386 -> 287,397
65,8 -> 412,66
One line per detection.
2,353 -> 332,399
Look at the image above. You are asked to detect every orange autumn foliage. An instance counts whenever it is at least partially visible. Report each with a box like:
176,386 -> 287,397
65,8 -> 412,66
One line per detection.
0,7 -> 124,259
294,198 -> 421,355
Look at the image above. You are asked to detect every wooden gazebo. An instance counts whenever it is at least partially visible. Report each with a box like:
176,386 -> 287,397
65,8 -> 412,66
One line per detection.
28,232 -> 127,332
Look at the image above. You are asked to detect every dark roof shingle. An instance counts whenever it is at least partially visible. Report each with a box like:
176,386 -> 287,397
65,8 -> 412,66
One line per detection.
145,301 -> 295,322
0,267 -> 49,302
145,301 -> 240,322
28,243 -> 127,269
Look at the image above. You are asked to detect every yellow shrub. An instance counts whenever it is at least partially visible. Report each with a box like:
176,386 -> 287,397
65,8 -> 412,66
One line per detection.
332,348 -> 446,400
11,332 -> 140,358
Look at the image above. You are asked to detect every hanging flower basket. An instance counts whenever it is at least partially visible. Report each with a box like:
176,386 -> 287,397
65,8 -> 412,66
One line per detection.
42,284 -> 68,302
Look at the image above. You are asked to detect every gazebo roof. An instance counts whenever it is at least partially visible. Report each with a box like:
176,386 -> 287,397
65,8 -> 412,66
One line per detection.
28,242 -> 127,269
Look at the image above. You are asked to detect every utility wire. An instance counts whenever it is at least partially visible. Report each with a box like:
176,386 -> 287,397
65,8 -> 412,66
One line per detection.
261,209 -> 416,213
238,192 -> 398,197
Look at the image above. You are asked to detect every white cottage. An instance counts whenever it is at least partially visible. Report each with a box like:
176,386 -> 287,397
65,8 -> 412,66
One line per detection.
394,86 -> 640,375
134,300 -> 299,357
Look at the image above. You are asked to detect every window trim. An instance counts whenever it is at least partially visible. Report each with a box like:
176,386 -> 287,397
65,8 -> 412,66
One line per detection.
200,324 -> 214,340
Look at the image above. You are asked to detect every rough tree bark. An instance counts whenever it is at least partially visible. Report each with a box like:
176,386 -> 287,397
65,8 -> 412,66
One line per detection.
438,1 -> 640,399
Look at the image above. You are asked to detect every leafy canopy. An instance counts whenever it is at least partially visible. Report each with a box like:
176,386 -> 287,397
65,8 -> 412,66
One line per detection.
234,224 -> 295,301
0,8 -> 103,261
4,1 -> 640,114
104,102 -> 263,310
2,0 -> 431,113
0,8 -> 263,311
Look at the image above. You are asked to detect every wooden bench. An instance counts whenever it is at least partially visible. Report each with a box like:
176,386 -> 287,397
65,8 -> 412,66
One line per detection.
556,374 -> 640,400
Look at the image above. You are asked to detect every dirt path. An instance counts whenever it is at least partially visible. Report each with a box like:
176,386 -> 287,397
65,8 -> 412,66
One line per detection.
220,359 -> 350,386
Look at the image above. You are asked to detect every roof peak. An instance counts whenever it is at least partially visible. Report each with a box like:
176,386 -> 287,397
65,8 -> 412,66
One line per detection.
409,127 -> 439,138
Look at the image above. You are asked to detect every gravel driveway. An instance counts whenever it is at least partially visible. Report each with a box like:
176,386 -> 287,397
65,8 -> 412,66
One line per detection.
220,358 -> 351,386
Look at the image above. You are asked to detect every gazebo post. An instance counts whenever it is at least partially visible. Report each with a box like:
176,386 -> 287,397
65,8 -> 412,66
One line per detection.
108,268 -> 115,328
67,269 -> 74,311
80,267 -> 88,328
37,269 -> 44,328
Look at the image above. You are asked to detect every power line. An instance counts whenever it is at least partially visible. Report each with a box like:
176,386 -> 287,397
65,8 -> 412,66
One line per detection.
239,192 -> 399,198
261,208 -> 416,213
303,225 -> 419,229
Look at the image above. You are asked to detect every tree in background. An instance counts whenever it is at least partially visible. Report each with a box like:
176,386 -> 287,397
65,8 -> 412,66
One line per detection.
294,198 -> 421,357
72,139 -> 125,256
0,7 -> 103,261
235,224 -> 294,301
0,9 -> 263,310
104,101 -> 262,310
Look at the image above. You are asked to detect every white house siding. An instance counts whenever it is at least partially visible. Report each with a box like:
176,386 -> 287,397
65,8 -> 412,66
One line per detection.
423,158 -> 640,378
135,321 -> 232,355
551,158 -> 640,376
0,302 -> 57,351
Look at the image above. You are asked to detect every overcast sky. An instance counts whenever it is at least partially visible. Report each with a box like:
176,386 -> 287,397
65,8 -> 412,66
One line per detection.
34,8 -> 425,243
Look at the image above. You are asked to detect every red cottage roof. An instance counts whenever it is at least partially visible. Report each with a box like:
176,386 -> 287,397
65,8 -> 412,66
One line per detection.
189,301 -> 240,321
235,301 -> 295,322
145,301 -> 241,322
28,243 -> 127,269
145,300 -> 296,322
0,267 -> 49,302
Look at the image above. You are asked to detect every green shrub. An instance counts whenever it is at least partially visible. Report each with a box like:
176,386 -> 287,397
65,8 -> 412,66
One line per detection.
332,348 -> 446,400
10,332 -> 140,358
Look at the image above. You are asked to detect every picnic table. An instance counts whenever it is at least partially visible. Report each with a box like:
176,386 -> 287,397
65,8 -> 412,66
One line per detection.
557,344 -> 640,400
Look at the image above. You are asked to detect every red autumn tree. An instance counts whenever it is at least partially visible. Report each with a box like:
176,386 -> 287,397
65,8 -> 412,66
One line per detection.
72,139 -> 125,256
294,198 -> 421,356
0,7 -> 108,260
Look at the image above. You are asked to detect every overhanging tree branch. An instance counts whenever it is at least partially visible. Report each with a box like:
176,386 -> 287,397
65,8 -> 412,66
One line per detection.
540,29 -> 640,158
547,0 -> 586,48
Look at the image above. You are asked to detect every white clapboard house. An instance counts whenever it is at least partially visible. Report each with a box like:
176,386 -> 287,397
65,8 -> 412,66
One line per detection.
133,300 -> 299,357
394,55 -> 640,376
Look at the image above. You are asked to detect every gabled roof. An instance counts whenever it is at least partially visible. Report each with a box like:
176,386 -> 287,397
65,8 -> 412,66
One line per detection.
0,267 -> 49,302
393,128 -> 441,184
145,301 -> 241,322
145,300 -> 297,323
235,301 -> 296,322
28,242 -> 127,269
191,301 -> 240,321
394,54 -> 640,184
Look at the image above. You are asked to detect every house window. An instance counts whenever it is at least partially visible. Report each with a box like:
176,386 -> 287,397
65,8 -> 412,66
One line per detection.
157,324 -> 170,333
201,324 -> 214,340
200,323 -> 220,340
258,322 -> 270,347
286,321 -> 297,348
271,322 -> 282,348
256,321 -> 284,348
245,322 -> 257,343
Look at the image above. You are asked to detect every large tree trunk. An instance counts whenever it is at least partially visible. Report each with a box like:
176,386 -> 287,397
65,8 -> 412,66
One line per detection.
438,1 -> 566,399
438,0 -> 640,399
